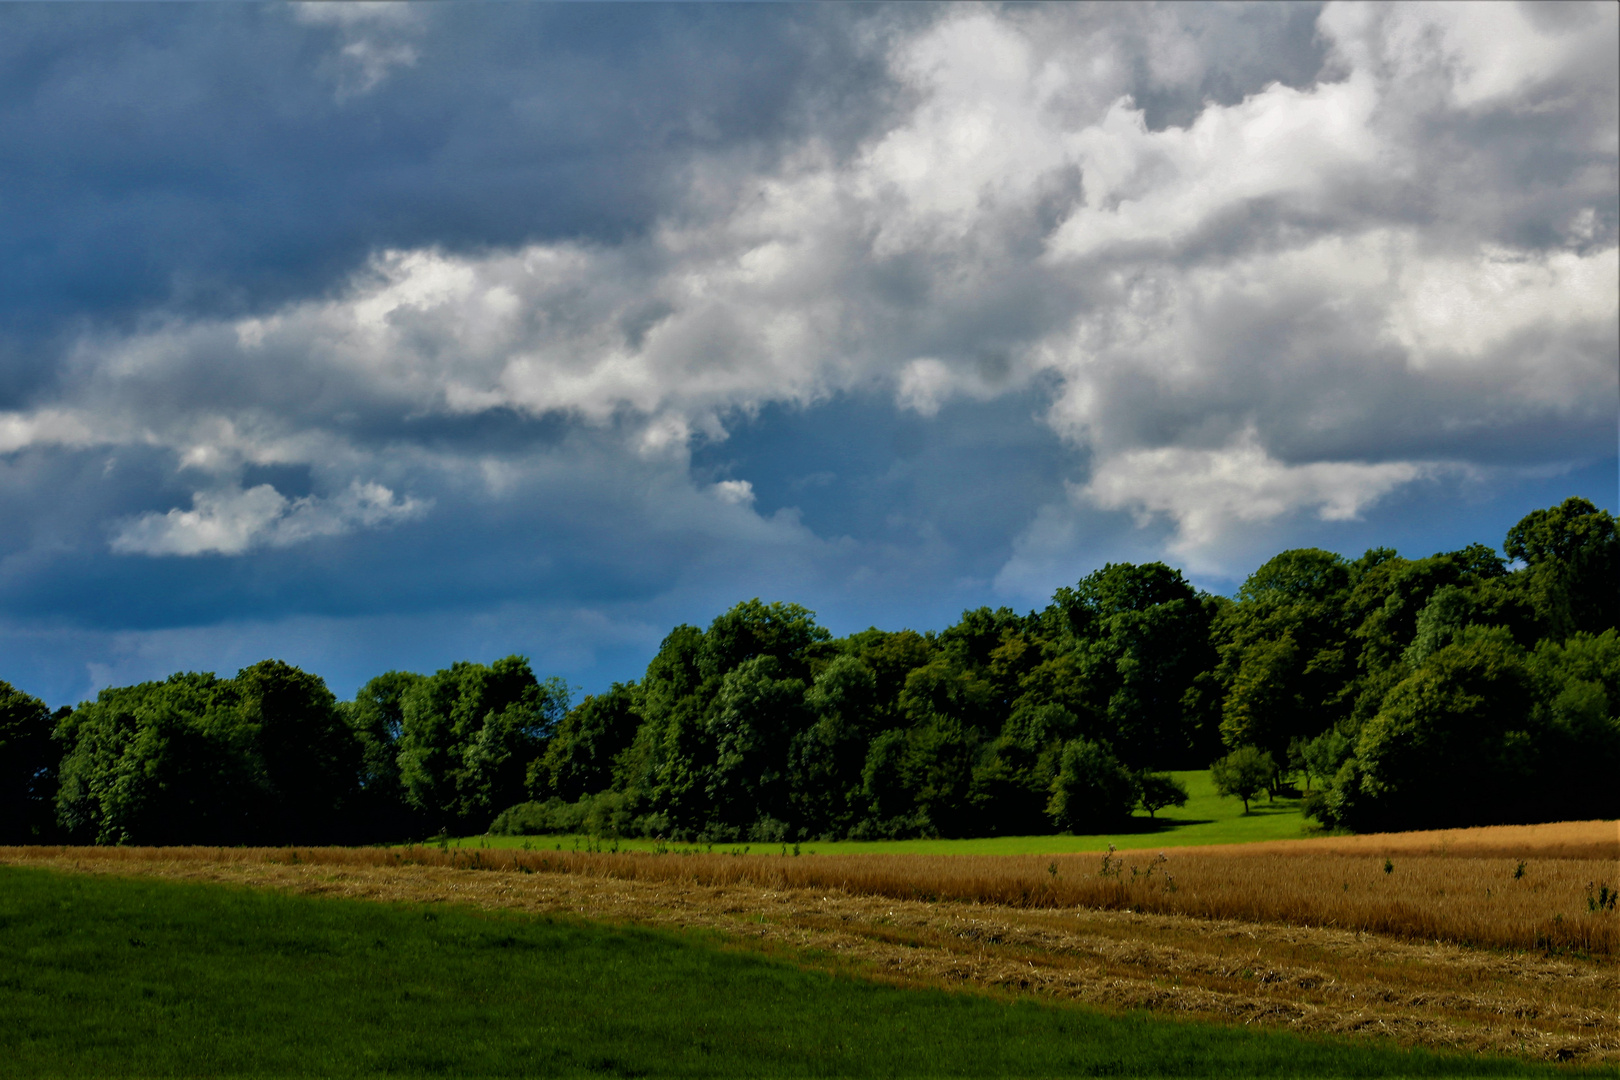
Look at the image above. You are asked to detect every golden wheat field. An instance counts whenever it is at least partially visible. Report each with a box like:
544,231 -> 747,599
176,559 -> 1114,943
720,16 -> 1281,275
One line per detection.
7,820 -> 1614,955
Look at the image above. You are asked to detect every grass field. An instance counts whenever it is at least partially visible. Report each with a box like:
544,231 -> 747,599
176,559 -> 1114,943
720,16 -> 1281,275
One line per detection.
460,769 -> 1313,855
0,865 -> 1593,1078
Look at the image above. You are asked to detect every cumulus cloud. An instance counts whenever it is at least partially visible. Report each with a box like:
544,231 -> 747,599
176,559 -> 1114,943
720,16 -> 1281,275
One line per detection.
111,481 -> 427,557
0,0 -> 1614,609
1080,428 -> 1432,571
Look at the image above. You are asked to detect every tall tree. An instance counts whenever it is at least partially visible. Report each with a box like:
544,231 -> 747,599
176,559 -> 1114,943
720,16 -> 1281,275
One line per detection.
704,656 -> 808,837
55,673 -> 260,845
536,682 -> 642,802
1504,497 -> 1619,638
0,680 -> 59,842
342,670 -> 425,836
397,656 -> 566,833
1351,627 -> 1540,831
236,659 -> 357,842
789,654 -> 880,837
1216,549 -> 1355,760
1055,562 -> 1217,768
1045,737 -> 1136,832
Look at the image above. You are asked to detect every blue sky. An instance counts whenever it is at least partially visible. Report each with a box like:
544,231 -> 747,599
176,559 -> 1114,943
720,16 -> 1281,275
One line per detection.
0,2 -> 1615,709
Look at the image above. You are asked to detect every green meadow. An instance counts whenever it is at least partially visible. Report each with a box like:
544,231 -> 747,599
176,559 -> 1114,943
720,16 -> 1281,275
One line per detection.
0,865 -> 1583,1078
454,769 -> 1313,855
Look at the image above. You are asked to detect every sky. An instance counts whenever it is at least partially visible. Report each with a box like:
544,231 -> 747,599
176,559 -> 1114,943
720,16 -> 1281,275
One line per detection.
0,2 -> 1615,709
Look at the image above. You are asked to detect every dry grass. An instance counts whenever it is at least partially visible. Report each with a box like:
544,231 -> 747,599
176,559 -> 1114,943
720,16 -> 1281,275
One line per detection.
1162,819 -> 1620,861
5,820 -> 1617,956
3,846 -> 1616,1065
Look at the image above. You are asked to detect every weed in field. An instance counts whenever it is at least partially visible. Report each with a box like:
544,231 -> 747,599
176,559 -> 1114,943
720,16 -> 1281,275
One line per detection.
1585,882 -> 1615,914
1099,843 -> 1122,879
1515,860 -> 1527,880
1385,858 -> 1394,875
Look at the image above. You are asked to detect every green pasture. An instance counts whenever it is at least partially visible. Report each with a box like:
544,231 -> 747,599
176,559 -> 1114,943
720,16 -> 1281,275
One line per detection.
452,769 -> 1315,856
0,865 -> 1578,1078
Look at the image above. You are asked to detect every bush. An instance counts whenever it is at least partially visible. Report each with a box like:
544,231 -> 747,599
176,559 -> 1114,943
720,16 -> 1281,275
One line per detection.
488,790 -> 641,838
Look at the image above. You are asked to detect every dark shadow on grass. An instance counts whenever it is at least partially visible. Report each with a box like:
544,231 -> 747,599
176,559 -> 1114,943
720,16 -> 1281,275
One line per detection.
1110,816 -> 1217,834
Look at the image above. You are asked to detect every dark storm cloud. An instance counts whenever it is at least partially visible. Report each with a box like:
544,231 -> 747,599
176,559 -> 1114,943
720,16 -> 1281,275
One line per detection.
0,2 -> 903,393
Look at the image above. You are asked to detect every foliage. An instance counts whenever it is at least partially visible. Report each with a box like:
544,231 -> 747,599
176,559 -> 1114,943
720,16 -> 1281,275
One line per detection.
1054,562 -> 1220,768
396,656 -> 569,834
1046,737 -> 1138,833
1135,771 -> 1190,818
476,768 -> 1313,854
339,669 -> 424,837
1211,746 -> 1276,814
1215,549 -> 1353,762
0,682 -> 61,842
54,664 -> 355,845
534,681 -> 641,802
1504,497 -> 1618,638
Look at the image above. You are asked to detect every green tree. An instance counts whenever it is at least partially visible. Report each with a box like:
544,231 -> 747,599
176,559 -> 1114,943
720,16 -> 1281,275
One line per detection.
397,656 -> 567,833
698,599 -> 831,683
536,682 -> 642,802
1053,563 -> 1217,768
841,628 -> 934,727
1294,726 -> 1353,796
859,728 -> 918,836
704,656 -> 808,837
236,660 -> 357,841
1135,771 -> 1189,818
969,703 -> 1077,836
789,655 -> 880,837
1045,738 -> 1136,833
0,680 -> 61,842
1525,630 -> 1620,822
897,655 -> 994,734
55,673 -> 261,845
1210,746 -> 1275,814
1351,627 -> 1537,830
1216,550 -> 1355,760
1504,497 -> 1619,638
902,716 -> 978,837
342,670 -> 425,836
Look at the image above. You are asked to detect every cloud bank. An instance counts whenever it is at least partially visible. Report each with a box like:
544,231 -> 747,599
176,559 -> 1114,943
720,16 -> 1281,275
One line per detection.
0,2 -> 1613,702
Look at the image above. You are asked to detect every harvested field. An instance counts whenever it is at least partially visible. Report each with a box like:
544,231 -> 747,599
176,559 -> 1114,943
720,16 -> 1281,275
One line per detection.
8,823 -> 1617,955
2,845 -> 1616,1067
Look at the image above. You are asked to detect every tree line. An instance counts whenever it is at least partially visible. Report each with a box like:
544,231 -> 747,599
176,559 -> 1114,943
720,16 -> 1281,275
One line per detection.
1,497 -> 1615,846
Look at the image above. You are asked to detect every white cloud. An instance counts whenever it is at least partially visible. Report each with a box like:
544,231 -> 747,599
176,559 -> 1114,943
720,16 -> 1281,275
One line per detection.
6,2 -> 1614,573
292,1 -> 421,97
713,479 -> 756,507
1321,1 -> 1618,111
111,481 -> 428,557
0,409 -> 100,454
1079,428 -> 1431,571
1047,74 -> 1381,261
